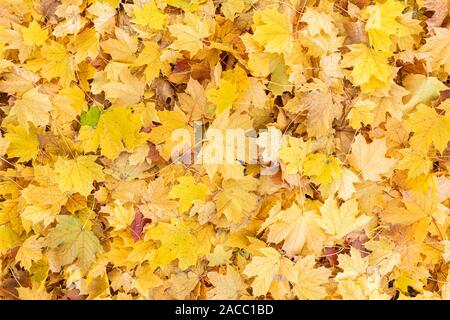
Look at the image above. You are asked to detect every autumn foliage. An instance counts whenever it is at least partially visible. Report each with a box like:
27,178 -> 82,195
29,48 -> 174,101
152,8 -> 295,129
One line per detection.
0,0 -> 450,300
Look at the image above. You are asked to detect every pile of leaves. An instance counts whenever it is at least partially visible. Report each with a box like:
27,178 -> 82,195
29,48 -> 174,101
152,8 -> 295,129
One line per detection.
0,0 -> 450,300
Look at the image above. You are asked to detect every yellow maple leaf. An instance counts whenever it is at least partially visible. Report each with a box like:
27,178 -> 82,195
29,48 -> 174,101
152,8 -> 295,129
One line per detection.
54,155 -> 105,196
17,282 -> 52,300
341,44 -> 394,92
101,27 -> 138,63
252,7 -> 293,54
4,124 -> 39,162
259,202 -> 326,256
221,0 -> 245,21
59,85 -> 88,113
133,263 -> 163,297
134,41 -> 163,82
169,176 -> 209,213
405,104 -> 450,153
21,21 -> 48,47
148,109 -> 192,160
0,224 -> 21,255
207,266 -> 246,299
29,41 -> 76,86
362,0 -> 408,53
215,175 -> 258,223
318,197 -> 371,240
347,99 -> 376,129
79,106 -> 148,160
349,134 -> 396,181
132,1 -> 166,30
207,244 -> 233,267
169,12 -> 212,56
9,87 -> 52,130
278,136 -> 312,175
397,148 -> 433,179
303,152 -> 342,185
420,27 -> 450,74
293,255 -> 331,300
146,217 -> 203,270
16,235 -> 45,270
71,28 -> 99,64
102,200 -> 135,231
244,247 -> 295,297
206,78 -> 238,115
336,247 -> 369,280
20,183 -> 66,230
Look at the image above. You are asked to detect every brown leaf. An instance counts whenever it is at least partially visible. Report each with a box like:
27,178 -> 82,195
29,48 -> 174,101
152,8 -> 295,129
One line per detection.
425,0 -> 449,29
349,0 -> 370,9
343,21 -> 369,45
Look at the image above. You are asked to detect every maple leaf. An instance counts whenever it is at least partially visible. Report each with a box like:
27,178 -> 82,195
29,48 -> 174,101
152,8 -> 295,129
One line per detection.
361,0 -> 408,53
278,136 -> 312,175
420,27 -> 450,74
102,201 -> 135,231
301,87 -> 343,137
397,148 -> 433,179
71,28 -> 99,64
87,1 -> 116,33
80,106 -> 101,127
336,247 -> 369,280
21,183 -> 67,227
259,203 -> 326,256
54,155 -> 105,196
79,106 -> 148,160
1,0 -> 450,301
208,244 -> 233,267
405,104 -> 450,153
303,153 -> 342,185
101,28 -> 138,63
365,239 -> 401,276
133,264 -> 163,297
59,85 -> 88,113
347,99 -> 376,129
293,255 -> 331,300
169,13 -> 212,56
16,235 -> 45,270
215,175 -> 258,223
244,247 -> 295,297
221,0 -> 245,21
341,44 -> 394,92
0,224 -> 21,255
208,266 -> 246,299
146,218 -> 202,270
132,1 -> 166,30
148,109 -> 192,160
47,215 -> 102,271
252,8 -> 293,54
21,21 -> 48,47
30,41 -> 76,86
9,87 -> 52,130
301,7 -> 337,37
169,176 -> 209,213
17,282 -> 52,300
4,124 -> 39,162
206,78 -> 238,115
349,134 -> 396,181
134,41 -> 163,82
318,197 -> 371,240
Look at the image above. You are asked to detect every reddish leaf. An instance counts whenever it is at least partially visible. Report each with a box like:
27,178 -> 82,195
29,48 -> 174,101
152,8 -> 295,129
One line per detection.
130,207 -> 150,242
